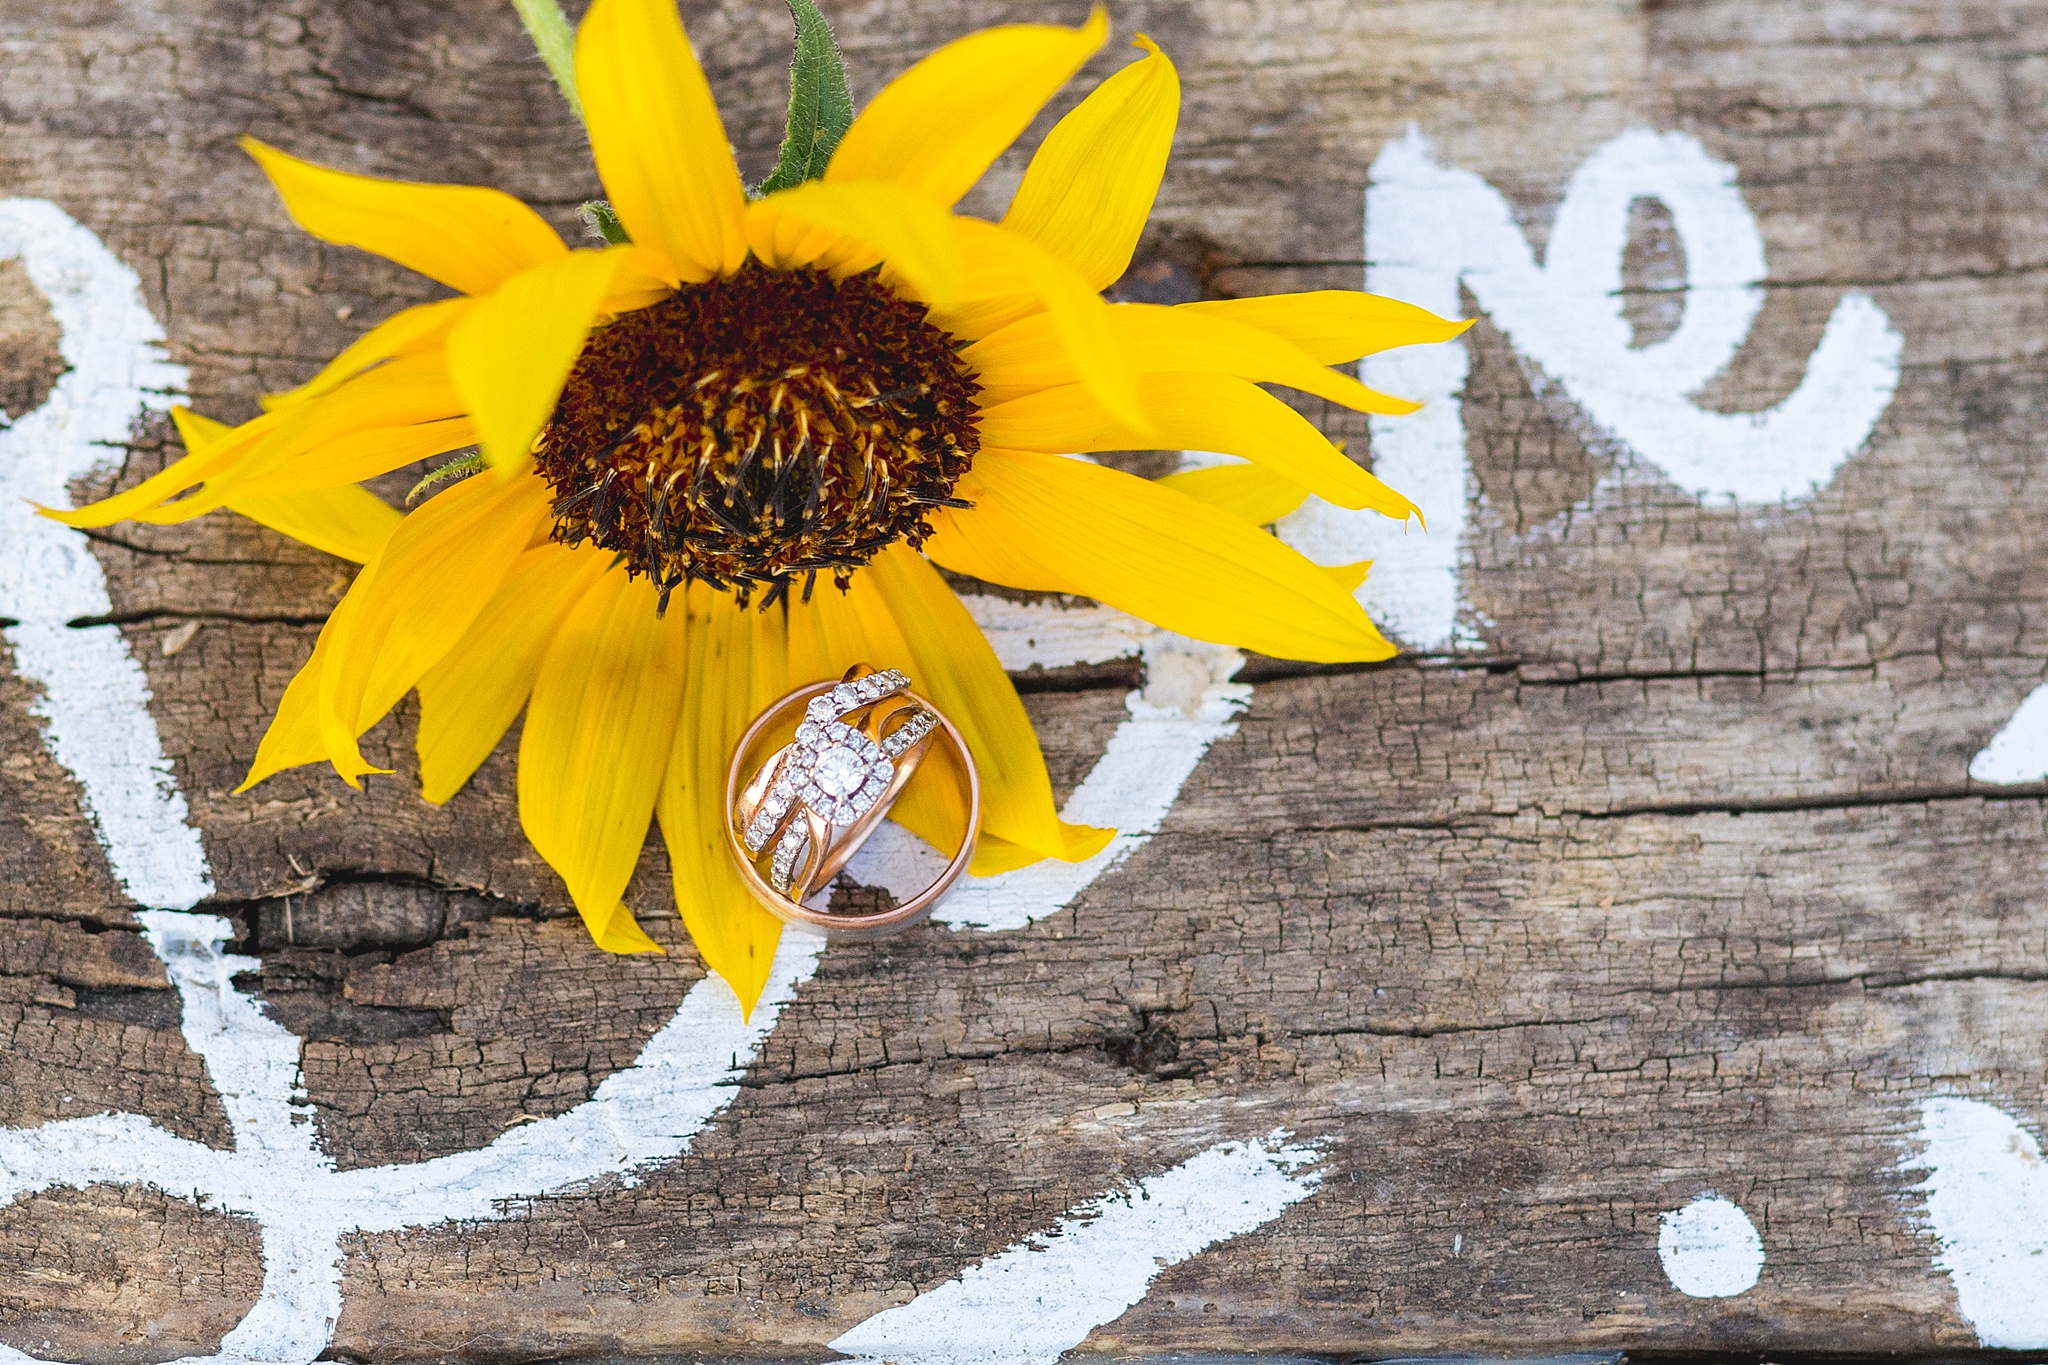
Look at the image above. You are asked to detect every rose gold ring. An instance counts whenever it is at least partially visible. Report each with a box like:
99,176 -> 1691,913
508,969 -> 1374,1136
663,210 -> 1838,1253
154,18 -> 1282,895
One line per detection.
723,664 -> 980,939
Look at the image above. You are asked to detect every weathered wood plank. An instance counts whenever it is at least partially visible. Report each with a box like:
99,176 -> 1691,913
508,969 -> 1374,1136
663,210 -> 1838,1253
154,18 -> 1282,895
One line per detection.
5,0 -> 2048,1359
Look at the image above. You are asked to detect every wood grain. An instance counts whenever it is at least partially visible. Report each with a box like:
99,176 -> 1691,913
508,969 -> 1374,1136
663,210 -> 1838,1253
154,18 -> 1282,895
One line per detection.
4,0 -> 2048,1357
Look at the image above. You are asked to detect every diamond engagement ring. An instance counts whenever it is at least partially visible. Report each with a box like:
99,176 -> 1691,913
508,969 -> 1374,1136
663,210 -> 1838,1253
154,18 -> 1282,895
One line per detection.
724,665 -> 980,937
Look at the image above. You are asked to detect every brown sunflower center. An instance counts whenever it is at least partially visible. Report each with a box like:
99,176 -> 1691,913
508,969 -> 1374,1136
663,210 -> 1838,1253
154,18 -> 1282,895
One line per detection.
536,264 -> 981,611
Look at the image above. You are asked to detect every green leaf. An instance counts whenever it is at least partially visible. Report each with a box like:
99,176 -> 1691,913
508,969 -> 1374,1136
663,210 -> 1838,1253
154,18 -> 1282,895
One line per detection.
578,199 -> 631,245
407,451 -> 490,505
754,0 -> 854,197
511,0 -> 585,123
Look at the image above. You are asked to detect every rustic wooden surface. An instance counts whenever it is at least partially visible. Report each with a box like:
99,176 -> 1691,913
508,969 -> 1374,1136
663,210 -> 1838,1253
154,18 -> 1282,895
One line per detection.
5,0 -> 2048,1359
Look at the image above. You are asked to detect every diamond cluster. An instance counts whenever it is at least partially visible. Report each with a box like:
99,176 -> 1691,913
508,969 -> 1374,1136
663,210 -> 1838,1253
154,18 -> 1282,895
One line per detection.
879,707 -> 937,757
743,670 -> 939,895
768,822 -> 810,891
785,722 -> 891,828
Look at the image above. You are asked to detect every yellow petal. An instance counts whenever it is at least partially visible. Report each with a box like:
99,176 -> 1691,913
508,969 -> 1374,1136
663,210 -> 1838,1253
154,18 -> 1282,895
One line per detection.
221,418 -> 479,502
744,180 -> 961,307
447,249 -> 624,468
970,830 -> 1060,876
601,245 -> 688,315
44,406 -> 279,529
946,218 -> 1151,439
238,592 -> 356,792
173,409 -> 233,446
520,566 -> 684,955
415,542 -> 611,804
926,448 -> 1393,664
315,468 -> 553,785
241,138 -> 566,296
737,202 -> 852,278
657,585 -> 785,1013
1002,36 -> 1177,290
974,302 -> 1421,416
1180,291 -> 1470,365
576,0 -> 748,282
1323,560 -> 1371,595
125,355 -> 466,526
780,571 -> 884,685
828,8 -> 1109,208
261,299 -> 472,412
587,902 -> 665,954
1118,304 -> 1422,415
228,485 -> 402,564
1156,460 -> 1311,526
861,544 -> 1111,864
917,505 -> 1073,596
149,419 -> 478,529
977,373 -> 1417,519
244,354 -> 463,463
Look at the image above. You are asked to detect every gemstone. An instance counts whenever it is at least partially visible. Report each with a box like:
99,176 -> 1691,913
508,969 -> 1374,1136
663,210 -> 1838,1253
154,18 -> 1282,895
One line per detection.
880,708 -> 937,757
813,744 -> 870,799
744,814 -> 775,853
770,822 -> 811,892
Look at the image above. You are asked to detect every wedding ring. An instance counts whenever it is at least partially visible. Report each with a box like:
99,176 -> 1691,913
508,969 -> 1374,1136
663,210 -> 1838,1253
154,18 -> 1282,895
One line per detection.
723,665 -> 980,939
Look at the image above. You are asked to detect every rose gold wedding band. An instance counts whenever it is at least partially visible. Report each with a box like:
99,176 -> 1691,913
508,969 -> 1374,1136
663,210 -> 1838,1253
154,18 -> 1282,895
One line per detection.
723,666 -> 980,940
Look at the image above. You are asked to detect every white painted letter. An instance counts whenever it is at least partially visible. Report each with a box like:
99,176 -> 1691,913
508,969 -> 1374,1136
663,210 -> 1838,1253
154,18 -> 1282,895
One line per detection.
830,1136 -> 1322,1365
1282,128 -> 1902,651
0,198 -> 208,910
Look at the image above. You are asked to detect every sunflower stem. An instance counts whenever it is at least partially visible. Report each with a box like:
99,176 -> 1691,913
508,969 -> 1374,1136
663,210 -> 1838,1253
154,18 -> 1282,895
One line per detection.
512,0 -> 585,124
755,0 -> 853,196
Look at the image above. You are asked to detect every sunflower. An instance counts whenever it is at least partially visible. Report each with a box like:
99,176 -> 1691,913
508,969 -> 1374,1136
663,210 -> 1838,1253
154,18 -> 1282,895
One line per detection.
51,0 -> 1461,1011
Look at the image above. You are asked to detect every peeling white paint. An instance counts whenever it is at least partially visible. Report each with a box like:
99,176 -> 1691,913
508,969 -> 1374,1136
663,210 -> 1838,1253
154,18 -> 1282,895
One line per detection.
1910,1097 -> 2048,1348
1969,682 -> 2048,784
1282,127 -> 1902,651
956,593 -> 1161,673
1657,1194 -> 1763,1298
0,197 -> 209,909
327,933 -> 822,1224
0,913 -> 823,1365
829,1135 -> 1322,1365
